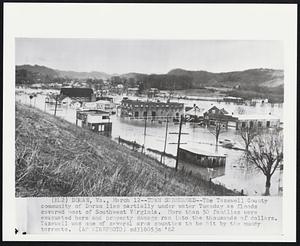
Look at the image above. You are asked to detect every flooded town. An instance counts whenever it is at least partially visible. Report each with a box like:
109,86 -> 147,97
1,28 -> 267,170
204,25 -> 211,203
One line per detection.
14,39 -> 284,197
16,82 -> 283,196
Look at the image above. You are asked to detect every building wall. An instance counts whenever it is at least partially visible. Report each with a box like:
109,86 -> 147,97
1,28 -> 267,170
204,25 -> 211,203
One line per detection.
179,148 -> 226,167
121,101 -> 184,119
236,119 -> 280,129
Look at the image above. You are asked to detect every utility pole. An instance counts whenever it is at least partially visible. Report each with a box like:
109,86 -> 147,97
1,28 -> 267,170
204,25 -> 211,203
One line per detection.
160,115 -> 169,164
54,94 -> 59,116
143,110 -> 147,153
175,115 -> 183,171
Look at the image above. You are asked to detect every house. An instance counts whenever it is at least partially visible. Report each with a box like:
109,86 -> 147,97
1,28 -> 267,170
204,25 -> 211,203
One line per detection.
60,88 -> 94,102
76,109 -> 112,136
70,101 -> 82,109
120,98 -> 184,120
96,96 -> 114,103
251,98 -> 269,104
147,88 -> 159,98
203,105 -> 238,128
236,114 -> 280,130
179,145 -> 226,168
185,105 -> 206,122
127,87 -> 139,96
60,96 -> 73,105
45,94 -> 61,105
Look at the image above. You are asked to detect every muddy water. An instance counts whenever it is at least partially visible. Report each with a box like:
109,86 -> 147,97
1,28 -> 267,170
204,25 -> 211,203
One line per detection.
16,90 -> 283,196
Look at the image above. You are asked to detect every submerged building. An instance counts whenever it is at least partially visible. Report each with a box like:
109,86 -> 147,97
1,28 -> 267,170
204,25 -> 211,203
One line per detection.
60,88 -> 94,102
236,114 -> 280,129
179,145 -> 226,168
76,109 -> 112,136
119,98 -> 184,120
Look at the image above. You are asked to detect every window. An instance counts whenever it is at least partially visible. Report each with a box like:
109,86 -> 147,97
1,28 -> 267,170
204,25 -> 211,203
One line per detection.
134,111 -> 139,118
143,111 -> 147,117
266,121 -> 270,127
102,116 -> 109,120
258,121 -> 262,127
249,121 -> 254,128
241,122 -> 246,128
152,111 -> 156,117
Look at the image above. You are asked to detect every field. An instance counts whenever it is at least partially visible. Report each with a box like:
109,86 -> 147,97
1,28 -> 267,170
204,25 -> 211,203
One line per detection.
15,103 -> 237,197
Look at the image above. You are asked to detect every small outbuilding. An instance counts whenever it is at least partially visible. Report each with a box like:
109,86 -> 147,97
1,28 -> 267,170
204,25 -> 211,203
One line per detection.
179,145 -> 226,168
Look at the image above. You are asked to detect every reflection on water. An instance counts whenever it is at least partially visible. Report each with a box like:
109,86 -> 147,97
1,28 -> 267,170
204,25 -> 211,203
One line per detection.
16,92 -> 283,196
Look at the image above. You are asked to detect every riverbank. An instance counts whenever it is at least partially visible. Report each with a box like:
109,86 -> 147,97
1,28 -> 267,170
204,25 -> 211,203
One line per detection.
15,103 -> 238,197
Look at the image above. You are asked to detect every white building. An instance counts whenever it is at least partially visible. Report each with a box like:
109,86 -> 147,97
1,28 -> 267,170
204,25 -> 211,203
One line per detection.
61,96 -> 73,105
236,114 -> 280,129
82,100 -> 115,113
251,98 -> 269,104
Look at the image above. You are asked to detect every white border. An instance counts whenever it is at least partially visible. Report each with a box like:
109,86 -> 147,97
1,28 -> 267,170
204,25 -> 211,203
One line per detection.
3,3 -> 297,242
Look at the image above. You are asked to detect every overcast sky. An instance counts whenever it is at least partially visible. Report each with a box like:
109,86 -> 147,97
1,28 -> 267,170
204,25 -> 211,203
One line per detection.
15,38 -> 283,74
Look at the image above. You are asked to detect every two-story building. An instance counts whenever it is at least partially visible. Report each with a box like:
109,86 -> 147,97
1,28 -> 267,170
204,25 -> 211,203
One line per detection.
203,105 -> 238,128
76,109 -> 112,136
120,98 -> 184,120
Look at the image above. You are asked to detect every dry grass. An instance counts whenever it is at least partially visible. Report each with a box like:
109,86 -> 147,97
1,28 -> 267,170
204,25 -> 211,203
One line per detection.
15,103 -> 237,197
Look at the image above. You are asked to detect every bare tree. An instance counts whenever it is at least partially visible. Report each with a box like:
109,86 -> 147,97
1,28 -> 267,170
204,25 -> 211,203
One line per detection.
239,126 -> 258,151
208,121 -> 226,146
246,129 -> 283,195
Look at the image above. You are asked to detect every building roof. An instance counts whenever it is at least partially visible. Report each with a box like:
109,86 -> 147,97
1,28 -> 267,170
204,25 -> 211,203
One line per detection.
180,145 -> 226,157
237,114 -> 280,121
60,88 -> 93,97
186,106 -> 205,117
122,99 -> 184,107
77,109 -> 109,115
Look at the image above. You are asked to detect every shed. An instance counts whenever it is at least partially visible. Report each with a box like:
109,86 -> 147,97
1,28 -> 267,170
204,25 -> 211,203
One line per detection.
179,145 -> 226,167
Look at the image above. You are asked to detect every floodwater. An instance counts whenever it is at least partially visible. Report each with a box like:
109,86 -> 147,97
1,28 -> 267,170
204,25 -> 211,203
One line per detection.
15,89 -> 283,196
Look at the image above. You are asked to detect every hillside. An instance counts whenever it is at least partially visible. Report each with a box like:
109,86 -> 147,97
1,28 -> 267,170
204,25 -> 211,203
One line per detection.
15,103 -> 236,197
16,64 -> 110,84
56,70 -> 110,80
16,64 -> 283,89
168,68 -> 284,88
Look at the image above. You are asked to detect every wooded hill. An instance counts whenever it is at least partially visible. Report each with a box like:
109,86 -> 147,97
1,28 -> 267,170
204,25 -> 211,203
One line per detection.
16,64 -> 283,89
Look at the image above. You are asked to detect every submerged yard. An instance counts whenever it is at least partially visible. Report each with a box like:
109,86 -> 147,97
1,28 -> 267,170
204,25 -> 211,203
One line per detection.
15,103 -> 237,197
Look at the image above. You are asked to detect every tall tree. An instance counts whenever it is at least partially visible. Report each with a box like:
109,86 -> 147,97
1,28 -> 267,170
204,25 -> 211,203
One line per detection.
246,129 -> 283,195
208,121 -> 226,147
239,126 -> 258,151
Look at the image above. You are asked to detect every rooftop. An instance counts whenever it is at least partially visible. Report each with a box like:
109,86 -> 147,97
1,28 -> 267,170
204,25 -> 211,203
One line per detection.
77,109 -> 109,115
122,98 -> 184,106
60,88 -> 93,97
180,145 -> 226,157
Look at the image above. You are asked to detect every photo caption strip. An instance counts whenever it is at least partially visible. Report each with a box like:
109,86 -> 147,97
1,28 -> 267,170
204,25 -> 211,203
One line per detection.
19,196 -> 282,235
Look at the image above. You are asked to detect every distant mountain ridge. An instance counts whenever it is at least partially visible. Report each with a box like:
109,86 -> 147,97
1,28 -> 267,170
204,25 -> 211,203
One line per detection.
167,68 -> 284,88
15,64 -> 284,89
16,64 -> 111,81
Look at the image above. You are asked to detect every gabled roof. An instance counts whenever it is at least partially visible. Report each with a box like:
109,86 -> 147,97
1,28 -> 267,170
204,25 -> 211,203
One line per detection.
180,144 -> 226,157
60,88 -> 93,97
186,106 -> 205,117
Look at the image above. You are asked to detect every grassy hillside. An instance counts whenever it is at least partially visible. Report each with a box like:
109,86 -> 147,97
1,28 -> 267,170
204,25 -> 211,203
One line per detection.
15,103 -> 237,197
